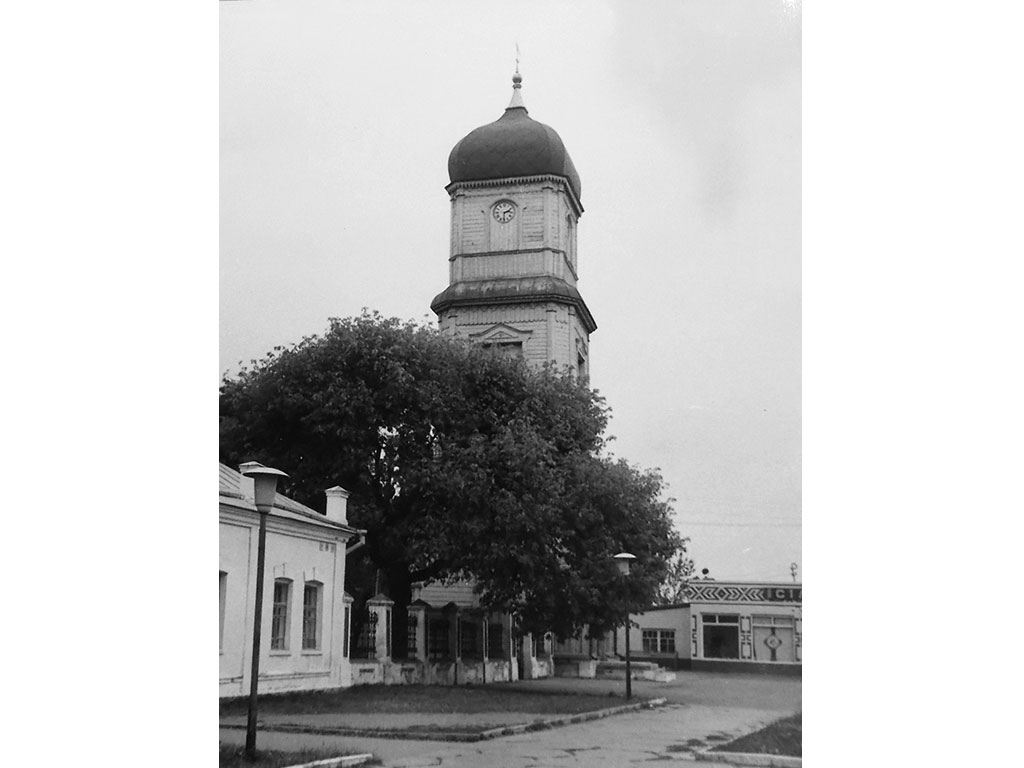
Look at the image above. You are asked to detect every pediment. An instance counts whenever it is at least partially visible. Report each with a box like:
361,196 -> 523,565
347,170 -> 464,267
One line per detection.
469,323 -> 533,343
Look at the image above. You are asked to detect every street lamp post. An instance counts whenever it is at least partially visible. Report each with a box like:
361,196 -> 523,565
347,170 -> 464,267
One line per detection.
613,552 -> 637,700
241,462 -> 288,759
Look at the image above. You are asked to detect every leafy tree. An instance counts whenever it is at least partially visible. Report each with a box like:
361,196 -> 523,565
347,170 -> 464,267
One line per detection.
654,549 -> 696,605
220,311 -> 681,644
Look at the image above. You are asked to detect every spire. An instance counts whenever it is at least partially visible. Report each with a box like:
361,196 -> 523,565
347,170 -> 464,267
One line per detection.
507,42 -> 526,110
507,70 -> 526,110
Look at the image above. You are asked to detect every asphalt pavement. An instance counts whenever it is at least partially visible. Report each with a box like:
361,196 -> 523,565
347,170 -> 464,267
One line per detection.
219,670 -> 802,767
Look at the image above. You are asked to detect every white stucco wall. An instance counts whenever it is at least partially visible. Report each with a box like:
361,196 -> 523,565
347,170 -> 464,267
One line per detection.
612,605 -> 691,662
219,493 -> 359,697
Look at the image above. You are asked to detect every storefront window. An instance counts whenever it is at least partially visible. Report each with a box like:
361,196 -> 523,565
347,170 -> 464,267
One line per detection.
702,614 -> 740,659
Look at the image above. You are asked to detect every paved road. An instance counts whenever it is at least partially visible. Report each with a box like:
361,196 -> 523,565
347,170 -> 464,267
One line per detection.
219,670 -> 802,767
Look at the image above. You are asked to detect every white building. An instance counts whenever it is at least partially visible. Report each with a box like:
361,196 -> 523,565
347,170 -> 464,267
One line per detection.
602,581 -> 802,676
219,463 -> 364,697
686,580 -> 801,672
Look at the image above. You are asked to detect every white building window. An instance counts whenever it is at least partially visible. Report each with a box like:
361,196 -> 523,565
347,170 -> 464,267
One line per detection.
642,629 -> 676,654
271,579 -> 292,651
219,571 -> 227,651
302,582 -> 323,650
343,605 -> 351,657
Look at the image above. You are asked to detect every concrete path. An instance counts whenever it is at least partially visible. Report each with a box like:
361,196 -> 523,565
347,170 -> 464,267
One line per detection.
219,671 -> 802,767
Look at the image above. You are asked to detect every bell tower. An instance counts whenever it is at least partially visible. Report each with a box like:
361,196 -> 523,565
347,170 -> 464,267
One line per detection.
431,72 -> 597,378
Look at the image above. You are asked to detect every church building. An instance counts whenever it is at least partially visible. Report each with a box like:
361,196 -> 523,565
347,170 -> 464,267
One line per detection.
405,71 -> 602,681
431,71 -> 597,378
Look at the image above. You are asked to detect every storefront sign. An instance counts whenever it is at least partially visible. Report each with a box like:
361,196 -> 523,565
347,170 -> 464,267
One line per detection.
686,582 -> 802,605
763,587 -> 801,602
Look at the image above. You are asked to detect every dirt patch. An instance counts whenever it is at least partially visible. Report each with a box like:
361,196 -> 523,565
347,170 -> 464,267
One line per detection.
665,744 -> 694,753
711,712 -> 801,758
219,744 -> 374,768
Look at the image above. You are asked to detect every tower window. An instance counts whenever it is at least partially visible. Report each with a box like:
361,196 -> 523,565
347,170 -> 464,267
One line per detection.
482,341 -> 523,359
566,214 -> 577,271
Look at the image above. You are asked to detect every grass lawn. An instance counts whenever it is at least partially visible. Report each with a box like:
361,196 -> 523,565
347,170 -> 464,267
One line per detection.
711,712 -> 801,758
220,684 -> 637,719
219,744 -> 377,767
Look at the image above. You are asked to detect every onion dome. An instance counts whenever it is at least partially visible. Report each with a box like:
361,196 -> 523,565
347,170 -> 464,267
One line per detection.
447,73 -> 582,202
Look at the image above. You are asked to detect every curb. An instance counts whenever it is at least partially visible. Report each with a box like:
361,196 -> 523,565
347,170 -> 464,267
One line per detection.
477,696 -> 667,739
695,749 -> 801,767
221,696 -> 668,744
280,755 -> 375,768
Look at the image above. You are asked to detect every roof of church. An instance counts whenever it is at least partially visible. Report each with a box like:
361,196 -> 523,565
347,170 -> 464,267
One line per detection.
447,73 -> 582,202
430,275 -> 597,333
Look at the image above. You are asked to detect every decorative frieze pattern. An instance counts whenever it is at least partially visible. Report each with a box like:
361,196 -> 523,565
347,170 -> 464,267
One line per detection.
686,583 -> 802,605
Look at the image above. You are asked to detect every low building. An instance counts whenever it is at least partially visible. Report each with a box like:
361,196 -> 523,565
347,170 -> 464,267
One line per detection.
403,579 -> 555,683
686,580 -> 801,674
609,581 -> 802,675
611,603 -> 690,670
219,463 -> 364,697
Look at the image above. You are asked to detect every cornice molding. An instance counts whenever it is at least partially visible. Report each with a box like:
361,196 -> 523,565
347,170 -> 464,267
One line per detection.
449,246 -> 579,282
450,246 -> 568,261
433,289 -> 597,334
219,502 -> 358,541
446,174 -> 583,218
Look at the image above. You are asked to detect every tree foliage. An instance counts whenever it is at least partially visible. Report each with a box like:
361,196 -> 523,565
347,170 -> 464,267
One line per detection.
220,311 -> 681,639
654,549 -> 696,605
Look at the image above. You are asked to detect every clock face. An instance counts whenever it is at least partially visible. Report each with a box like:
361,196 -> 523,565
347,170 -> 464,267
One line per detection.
492,202 -> 516,223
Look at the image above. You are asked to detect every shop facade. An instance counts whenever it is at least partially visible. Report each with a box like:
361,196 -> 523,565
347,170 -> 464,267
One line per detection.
687,581 -> 801,674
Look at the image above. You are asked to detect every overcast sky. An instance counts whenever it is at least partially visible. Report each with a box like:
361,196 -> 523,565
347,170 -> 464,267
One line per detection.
221,0 -> 801,582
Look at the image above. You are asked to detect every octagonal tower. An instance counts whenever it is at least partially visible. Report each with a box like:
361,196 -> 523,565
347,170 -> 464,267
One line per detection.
431,72 -> 597,379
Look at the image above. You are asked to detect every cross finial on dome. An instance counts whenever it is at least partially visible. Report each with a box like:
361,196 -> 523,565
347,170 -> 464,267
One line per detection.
507,42 -> 526,110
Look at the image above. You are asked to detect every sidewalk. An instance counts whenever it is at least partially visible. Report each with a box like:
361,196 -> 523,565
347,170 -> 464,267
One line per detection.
220,703 -> 784,766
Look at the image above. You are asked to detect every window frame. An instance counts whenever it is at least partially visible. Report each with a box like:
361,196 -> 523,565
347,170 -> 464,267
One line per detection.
487,622 -> 505,659
459,618 -> 480,659
301,581 -> 323,651
427,617 -> 451,660
219,571 -> 227,653
641,628 -> 676,654
270,578 -> 292,652
480,340 -> 524,359
701,613 -> 741,659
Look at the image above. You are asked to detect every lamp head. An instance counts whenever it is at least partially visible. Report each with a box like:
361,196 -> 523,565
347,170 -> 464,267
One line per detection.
240,462 -> 289,513
613,552 -> 637,576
